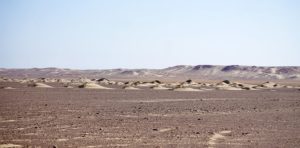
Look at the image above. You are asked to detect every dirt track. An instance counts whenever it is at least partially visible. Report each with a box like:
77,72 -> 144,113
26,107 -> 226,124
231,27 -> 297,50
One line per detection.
0,87 -> 300,147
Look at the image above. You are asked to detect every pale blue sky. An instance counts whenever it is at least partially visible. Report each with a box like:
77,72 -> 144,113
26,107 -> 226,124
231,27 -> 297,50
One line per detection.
0,0 -> 299,69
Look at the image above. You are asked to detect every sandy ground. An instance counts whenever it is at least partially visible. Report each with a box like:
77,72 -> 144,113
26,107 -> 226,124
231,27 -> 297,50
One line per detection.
0,85 -> 300,147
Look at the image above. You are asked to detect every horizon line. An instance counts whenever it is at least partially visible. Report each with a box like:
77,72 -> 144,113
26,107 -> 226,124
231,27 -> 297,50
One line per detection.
1,64 -> 300,70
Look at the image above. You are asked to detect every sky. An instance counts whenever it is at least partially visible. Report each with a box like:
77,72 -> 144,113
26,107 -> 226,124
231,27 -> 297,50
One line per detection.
0,0 -> 299,69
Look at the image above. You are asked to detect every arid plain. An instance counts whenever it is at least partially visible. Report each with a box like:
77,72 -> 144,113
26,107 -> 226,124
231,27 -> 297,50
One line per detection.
0,65 -> 300,147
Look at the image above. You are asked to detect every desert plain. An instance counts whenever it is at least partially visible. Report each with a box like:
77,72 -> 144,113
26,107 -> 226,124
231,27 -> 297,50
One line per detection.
0,66 -> 300,148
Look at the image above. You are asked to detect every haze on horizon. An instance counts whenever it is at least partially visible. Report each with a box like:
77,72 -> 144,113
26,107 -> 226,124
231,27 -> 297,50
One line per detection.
0,0 -> 299,69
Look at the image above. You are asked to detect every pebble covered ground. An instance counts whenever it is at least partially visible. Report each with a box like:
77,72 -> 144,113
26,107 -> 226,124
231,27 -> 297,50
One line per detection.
0,82 -> 300,147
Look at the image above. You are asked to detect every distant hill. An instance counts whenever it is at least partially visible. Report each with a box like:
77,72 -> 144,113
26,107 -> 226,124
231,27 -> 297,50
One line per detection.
1,65 -> 300,80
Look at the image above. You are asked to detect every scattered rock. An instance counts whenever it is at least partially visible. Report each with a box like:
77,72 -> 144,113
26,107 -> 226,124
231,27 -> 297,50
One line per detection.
242,132 -> 249,136
222,80 -> 231,84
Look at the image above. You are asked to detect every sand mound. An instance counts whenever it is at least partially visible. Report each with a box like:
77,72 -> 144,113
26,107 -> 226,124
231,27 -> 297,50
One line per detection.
180,79 -> 200,87
213,80 -> 231,87
257,81 -> 284,88
96,78 -> 116,85
133,81 -> 142,86
122,86 -> 140,90
283,85 -> 294,88
198,87 -> 214,91
116,82 -> 125,86
214,80 -> 256,90
97,78 -> 110,83
57,79 -> 70,83
172,86 -> 200,91
137,82 -> 157,87
64,85 -> 74,88
215,82 -> 230,87
215,83 -> 243,90
71,78 -> 92,83
167,82 -> 181,87
201,83 -> 213,87
0,144 -> 23,148
184,79 -> 198,85
18,79 -> 30,83
0,78 -> 14,82
0,77 -> 7,82
0,86 -> 16,89
216,87 -> 243,90
27,83 -> 53,88
222,80 -> 231,84
78,82 -> 113,89
37,78 -> 56,83
69,82 -> 83,87
150,85 -> 170,90
231,82 -> 257,90
151,80 -> 162,84
124,81 -> 134,86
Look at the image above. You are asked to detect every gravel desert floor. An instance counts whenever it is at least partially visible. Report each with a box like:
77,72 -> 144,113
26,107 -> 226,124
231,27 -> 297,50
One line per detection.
0,84 -> 300,148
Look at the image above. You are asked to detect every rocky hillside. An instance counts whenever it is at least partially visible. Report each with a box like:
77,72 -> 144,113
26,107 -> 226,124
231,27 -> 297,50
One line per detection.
0,65 -> 300,80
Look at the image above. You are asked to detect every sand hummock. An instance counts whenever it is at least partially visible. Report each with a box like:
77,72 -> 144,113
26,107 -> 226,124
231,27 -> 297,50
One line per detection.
0,86 -> 16,89
37,77 -> 57,83
0,144 -> 23,148
257,81 -> 284,88
137,82 -> 156,87
57,78 -> 70,83
78,82 -> 113,89
72,78 -> 92,83
124,81 -> 134,86
171,85 -> 200,91
27,82 -> 53,88
150,85 -> 170,90
172,87 -> 201,91
214,80 -> 255,90
96,78 -> 110,83
222,80 -> 231,84
96,78 -> 116,85
122,86 -> 140,90
216,86 -> 244,90
116,82 -> 125,86
151,80 -> 161,84
184,79 -> 198,85
0,77 -> 7,82
64,85 -> 74,88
